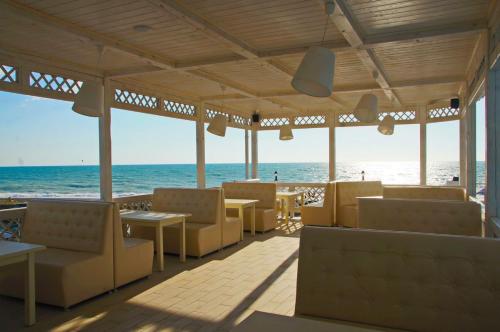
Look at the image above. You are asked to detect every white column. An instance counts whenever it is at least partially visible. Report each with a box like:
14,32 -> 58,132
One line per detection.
251,128 -> 258,179
245,129 -> 249,179
328,116 -> 336,181
99,79 -> 112,201
419,122 -> 427,186
459,114 -> 467,187
486,61 -> 500,221
196,103 -> 206,188
466,103 -> 477,196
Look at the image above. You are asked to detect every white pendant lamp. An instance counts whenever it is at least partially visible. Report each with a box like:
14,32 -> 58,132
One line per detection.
292,46 -> 335,97
378,115 -> 395,135
354,94 -> 378,123
291,1 -> 335,97
207,114 -> 227,137
279,125 -> 294,140
72,81 -> 104,117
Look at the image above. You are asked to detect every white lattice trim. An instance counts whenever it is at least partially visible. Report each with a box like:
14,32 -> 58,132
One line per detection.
231,114 -> 251,127
115,89 -> 159,109
260,117 -> 290,128
0,64 -> 17,84
427,106 -> 460,122
205,108 -> 229,120
378,109 -> 416,122
338,113 -> 360,125
294,115 -> 326,126
30,71 -> 82,94
164,100 -> 196,117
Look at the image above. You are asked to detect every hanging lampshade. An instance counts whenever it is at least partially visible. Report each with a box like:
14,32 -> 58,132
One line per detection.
292,46 -> 335,97
354,94 -> 378,123
378,115 -> 395,135
279,125 -> 294,140
207,114 -> 227,137
72,81 -> 104,117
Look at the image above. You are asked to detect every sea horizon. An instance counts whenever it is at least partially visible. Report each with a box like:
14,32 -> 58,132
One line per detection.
0,161 -> 485,199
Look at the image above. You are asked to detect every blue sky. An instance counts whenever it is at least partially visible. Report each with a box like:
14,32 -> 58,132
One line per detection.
0,91 -> 485,166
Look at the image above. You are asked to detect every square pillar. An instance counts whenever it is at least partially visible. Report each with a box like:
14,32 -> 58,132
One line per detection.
328,115 -> 336,181
466,103 -> 477,196
419,123 -> 427,186
486,61 -> 500,221
459,114 -> 467,187
99,79 -> 112,201
196,103 -> 206,188
251,127 -> 258,179
245,129 -> 250,179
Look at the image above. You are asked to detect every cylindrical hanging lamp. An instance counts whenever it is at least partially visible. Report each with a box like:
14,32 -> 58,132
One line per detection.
354,94 -> 378,123
72,81 -> 104,117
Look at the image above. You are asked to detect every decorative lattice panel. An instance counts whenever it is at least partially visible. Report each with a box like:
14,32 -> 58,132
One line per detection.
277,184 -> 326,206
205,108 -> 229,120
294,115 -> 326,126
115,89 -> 158,109
164,100 -> 196,117
0,213 -> 24,241
30,71 -> 82,94
378,110 -> 416,122
0,64 -> 16,83
260,117 -> 290,127
338,113 -> 360,124
232,114 -> 251,127
427,106 -> 460,120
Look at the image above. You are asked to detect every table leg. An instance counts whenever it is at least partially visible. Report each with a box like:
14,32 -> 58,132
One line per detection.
238,206 -> 244,240
25,252 -> 35,326
250,205 -> 256,236
156,224 -> 164,271
179,219 -> 186,262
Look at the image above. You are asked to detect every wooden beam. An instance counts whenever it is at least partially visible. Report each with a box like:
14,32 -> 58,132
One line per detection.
329,0 -> 402,107
104,65 -> 164,79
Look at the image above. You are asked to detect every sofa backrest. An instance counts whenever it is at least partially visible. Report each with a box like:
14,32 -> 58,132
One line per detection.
222,182 -> 276,209
153,188 -> 221,224
383,185 -> 467,201
335,181 -> 382,207
358,198 -> 482,236
296,227 -> 500,332
23,200 -> 113,254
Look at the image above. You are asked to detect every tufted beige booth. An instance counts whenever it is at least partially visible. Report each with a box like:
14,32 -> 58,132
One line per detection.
335,181 -> 382,227
383,185 -> 467,201
296,226 -> 500,332
301,182 -> 336,226
112,203 -> 154,288
0,200 -> 114,308
358,197 -> 482,236
222,182 -> 277,232
131,188 -> 240,257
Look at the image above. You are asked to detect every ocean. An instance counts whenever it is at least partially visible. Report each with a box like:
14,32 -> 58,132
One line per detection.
0,161 -> 485,198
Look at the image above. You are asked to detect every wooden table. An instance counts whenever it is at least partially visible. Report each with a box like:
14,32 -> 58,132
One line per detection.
120,210 -> 190,271
276,191 -> 305,224
224,199 -> 259,238
232,311 -> 381,332
0,240 -> 45,326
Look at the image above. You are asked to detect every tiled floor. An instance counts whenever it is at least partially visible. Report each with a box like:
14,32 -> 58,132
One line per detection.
1,221 -> 303,331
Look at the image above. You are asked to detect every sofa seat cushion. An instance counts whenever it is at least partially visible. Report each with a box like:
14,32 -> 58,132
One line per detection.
223,217 -> 242,247
243,207 -> 277,232
115,238 -> 153,288
164,222 -> 220,257
337,205 -> 358,228
0,248 -> 113,308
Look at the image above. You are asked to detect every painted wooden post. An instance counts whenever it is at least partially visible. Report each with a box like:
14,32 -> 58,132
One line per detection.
99,79 -> 112,201
419,121 -> 427,186
196,103 -> 206,188
486,61 -> 500,222
251,127 -> 258,179
245,129 -> 249,179
466,102 -> 477,196
459,113 -> 467,187
328,115 -> 336,181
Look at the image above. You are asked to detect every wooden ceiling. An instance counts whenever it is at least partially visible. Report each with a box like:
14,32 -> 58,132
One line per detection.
0,0 -> 493,117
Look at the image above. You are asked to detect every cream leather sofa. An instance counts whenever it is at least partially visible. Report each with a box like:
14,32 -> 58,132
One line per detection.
0,200 -> 115,308
296,226 -> 500,331
383,185 -> 467,201
335,181 -> 382,227
112,203 -> 154,288
222,182 -> 277,232
358,197 -> 482,236
131,188 -> 240,257
301,182 -> 336,226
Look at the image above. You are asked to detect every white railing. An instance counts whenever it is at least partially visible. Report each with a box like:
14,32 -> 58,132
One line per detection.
0,207 -> 26,241
276,182 -> 327,205
113,194 -> 153,211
